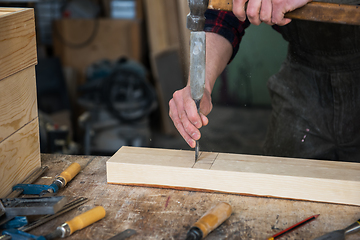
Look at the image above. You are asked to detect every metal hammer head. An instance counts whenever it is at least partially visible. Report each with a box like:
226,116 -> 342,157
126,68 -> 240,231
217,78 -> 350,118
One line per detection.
187,0 -> 209,31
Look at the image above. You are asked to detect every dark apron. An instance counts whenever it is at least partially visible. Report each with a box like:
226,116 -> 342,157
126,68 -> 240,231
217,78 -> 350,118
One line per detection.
263,4 -> 360,161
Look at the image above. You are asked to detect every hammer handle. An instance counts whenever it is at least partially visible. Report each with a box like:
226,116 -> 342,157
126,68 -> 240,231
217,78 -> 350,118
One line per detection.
208,0 -> 360,25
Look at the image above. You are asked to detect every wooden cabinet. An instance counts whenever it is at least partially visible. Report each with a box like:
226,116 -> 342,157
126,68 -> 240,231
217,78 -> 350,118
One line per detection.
0,8 -> 40,198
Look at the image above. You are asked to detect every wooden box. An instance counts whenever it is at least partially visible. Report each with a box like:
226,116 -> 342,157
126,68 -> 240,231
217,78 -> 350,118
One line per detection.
0,8 -> 40,198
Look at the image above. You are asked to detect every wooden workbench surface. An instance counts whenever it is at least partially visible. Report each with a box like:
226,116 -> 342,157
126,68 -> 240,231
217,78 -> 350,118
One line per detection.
28,154 -> 360,240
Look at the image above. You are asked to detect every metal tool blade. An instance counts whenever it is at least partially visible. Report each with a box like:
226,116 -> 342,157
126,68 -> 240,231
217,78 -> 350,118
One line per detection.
189,31 -> 206,162
314,230 -> 345,240
0,197 -> 89,240
19,197 -> 88,232
107,229 -> 137,240
190,31 -> 206,103
2,196 -> 67,217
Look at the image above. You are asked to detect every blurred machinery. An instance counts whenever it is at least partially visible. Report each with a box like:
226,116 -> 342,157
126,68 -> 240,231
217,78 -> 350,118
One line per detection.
78,58 -> 157,155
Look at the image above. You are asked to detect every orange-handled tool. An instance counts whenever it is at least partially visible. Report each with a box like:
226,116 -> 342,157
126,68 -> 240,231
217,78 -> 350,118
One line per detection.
44,206 -> 106,239
40,163 -> 81,196
58,162 -> 81,186
186,202 -> 232,240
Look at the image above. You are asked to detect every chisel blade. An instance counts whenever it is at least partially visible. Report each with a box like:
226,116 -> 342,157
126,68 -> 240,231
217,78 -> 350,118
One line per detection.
190,31 -> 206,163
2,196 -> 67,217
108,229 -> 137,240
313,230 -> 345,240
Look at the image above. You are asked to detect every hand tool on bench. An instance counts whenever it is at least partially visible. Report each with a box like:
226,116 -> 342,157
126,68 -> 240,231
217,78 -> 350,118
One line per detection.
0,196 -> 68,228
2,205 -> 105,240
186,202 -> 232,240
1,197 -> 67,218
11,163 -> 81,196
107,229 -> 137,240
208,0 -> 360,25
0,164 -> 80,229
188,0 -> 208,162
314,218 -> 360,240
0,197 -> 89,240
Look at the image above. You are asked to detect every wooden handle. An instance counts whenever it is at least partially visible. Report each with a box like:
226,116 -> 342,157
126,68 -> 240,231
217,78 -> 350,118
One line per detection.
66,206 -> 106,235
193,202 -> 232,238
208,0 -> 360,25
59,163 -> 81,185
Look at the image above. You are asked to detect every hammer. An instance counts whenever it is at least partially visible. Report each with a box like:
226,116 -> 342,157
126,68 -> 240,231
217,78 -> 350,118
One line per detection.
187,0 -> 209,162
208,0 -> 360,25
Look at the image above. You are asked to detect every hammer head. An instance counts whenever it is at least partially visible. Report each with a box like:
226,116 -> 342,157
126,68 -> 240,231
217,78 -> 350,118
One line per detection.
187,0 -> 209,31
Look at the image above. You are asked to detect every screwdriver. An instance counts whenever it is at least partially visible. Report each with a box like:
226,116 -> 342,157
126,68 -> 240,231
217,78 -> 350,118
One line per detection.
186,202 -> 232,240
40,163 -> 81,196
44,206 -> 106,239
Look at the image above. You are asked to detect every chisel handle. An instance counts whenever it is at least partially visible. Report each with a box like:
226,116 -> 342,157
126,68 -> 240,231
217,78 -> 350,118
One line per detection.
65,206 -> 106,235
208,0 -> 360,25
58,163 -> 81,186
186,202 -> 232,239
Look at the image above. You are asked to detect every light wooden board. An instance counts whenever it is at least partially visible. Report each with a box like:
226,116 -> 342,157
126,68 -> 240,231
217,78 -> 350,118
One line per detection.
0,8 -> 37,80
107,146 -> 360,206
0,118 -> 41,198
0,66 -> 38,143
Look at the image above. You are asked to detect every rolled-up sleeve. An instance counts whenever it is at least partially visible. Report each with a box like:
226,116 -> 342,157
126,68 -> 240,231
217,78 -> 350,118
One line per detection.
204,10 -> 250,62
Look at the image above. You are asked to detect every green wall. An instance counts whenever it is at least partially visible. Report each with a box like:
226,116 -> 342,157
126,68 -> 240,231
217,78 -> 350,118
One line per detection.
212,23 -> 288,107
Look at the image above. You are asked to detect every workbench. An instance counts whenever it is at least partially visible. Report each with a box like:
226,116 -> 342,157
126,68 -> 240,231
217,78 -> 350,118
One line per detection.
28,154 -> 360,239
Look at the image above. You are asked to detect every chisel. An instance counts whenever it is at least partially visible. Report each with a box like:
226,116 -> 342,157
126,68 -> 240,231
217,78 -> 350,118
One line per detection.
1,205 -> 104,240
314,218 -> 360,240
188,0 -> 208,162
40,163 -> 81,196
43,206 -> 106,239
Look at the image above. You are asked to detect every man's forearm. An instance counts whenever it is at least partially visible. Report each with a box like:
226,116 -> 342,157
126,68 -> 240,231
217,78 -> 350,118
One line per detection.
204,32 -> 233,94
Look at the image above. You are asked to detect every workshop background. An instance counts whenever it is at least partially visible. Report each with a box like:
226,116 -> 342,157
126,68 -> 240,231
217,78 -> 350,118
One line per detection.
0,0 -> 288,156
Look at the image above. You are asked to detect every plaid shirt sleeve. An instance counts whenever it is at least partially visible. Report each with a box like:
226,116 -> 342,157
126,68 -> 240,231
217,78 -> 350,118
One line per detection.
204,10 -> 250,62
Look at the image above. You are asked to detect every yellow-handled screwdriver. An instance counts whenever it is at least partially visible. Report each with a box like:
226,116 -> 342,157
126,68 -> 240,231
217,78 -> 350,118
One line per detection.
44,206 -> 106,239
40,163 -> 81,196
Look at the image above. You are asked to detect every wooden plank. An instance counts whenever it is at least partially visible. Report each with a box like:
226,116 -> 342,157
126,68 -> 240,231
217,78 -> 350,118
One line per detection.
53,19 -> 143,85
0,66 -> 38,143
107,146 -> 360,206
0,12 -> 11,16
0,8 -> 26,13
0,118 -> 41,198
0,8 -> 37,80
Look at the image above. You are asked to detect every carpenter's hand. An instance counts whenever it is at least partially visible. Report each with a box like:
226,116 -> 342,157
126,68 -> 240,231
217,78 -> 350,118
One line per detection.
233,0 -> 311,26
169,86 -> 212,148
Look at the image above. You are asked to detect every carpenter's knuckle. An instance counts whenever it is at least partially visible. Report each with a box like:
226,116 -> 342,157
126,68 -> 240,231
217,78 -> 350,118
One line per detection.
173,90 -> 181,99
